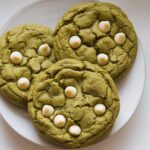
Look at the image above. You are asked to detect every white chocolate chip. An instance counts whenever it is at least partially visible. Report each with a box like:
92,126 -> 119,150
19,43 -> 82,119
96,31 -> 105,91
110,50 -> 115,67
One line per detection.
94,104 -> 106,116
10,51 -> 23,64
114,32 -> 126,45
69,36 -> 81,49
42,105 -> 54,117
69,125 -> 81,136
99,21 -> 111,33
38,44 -> 51,56
17,77 -> 30,90
54,115 -> 66,128
65,86 -> 77,98
97,53 -> 109,66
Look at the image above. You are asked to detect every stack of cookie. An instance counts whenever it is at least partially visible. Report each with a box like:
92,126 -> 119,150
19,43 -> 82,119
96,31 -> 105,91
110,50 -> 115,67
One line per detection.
0,2 -> 137,148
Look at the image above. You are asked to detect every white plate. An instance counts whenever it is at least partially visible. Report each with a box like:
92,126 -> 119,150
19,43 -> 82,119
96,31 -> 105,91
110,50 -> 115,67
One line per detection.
0,0 -> 146,149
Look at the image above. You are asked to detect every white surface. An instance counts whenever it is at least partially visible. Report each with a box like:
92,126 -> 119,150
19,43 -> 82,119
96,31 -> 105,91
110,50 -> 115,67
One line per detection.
0,0 -> 150,150
0,0 -> 145,148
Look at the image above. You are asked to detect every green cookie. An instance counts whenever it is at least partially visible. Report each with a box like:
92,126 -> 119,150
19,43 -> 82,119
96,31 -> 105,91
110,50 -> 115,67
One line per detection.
28,59 -> 120,148
0,24 -> 55,108
53,2 -> 137,78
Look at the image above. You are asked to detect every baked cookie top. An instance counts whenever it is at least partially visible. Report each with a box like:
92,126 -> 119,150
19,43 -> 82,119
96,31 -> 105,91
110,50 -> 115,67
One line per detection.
53,2 -> 137,78
28,59 -> 120,148
0,24 -> 55,108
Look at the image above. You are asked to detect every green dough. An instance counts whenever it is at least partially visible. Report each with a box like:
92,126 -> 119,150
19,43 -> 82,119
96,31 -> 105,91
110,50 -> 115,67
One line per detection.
28,59 -> 120,148
53,2 -> 137,78
0,24 -> 55,108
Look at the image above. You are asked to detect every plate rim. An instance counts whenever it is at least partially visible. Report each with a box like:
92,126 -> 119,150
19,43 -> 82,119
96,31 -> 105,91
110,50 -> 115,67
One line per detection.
0,0 -> 146,149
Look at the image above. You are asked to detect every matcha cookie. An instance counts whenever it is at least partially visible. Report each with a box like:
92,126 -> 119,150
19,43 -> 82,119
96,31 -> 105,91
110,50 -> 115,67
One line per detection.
0,24 -> 55,108
28,59 -> 120,148
53,2 -> 137,78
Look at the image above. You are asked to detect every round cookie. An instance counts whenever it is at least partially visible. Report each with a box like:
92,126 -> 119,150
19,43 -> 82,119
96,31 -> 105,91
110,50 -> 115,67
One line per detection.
0,24 -> 55,108
28,59 -> 120,148
53,2 -> 137,78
